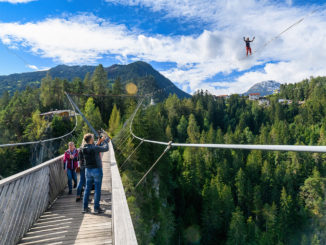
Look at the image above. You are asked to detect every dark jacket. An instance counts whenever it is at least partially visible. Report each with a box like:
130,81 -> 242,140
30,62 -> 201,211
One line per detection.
244,37 -> 254,48
78,149 -> 85,170
80,139 -> 109,169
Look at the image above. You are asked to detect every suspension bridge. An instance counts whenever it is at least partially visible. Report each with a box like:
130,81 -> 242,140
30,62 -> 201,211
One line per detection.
0,88 -> 326,245
0,7 -> 324,244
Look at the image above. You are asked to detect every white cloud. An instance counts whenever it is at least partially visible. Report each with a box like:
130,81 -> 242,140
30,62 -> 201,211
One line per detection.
27,64 -> 38,70
0,0 -> 36,3
0,1 -> 325,95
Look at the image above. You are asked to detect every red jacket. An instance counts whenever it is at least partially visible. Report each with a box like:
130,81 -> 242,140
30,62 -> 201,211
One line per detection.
63,149 -> 78,170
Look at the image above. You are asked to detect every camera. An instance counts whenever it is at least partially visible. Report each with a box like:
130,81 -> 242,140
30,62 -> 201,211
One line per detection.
98,129 -> 110,140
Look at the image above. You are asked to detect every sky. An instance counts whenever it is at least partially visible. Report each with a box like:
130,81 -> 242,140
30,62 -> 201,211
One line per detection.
0,0 -> 325,95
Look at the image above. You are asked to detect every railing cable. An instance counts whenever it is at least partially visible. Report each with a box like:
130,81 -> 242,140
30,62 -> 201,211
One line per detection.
120,140 -> 144,170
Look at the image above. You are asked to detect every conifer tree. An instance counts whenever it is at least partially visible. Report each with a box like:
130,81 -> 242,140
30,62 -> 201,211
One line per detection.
83,97 -> 103,133
108,104 -> 121,136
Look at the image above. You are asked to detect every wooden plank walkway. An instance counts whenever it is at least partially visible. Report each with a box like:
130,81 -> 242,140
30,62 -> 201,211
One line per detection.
18,151 -> 112,245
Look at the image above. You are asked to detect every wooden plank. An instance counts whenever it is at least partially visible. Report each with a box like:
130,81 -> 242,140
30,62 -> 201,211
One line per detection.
0,178 -> 22,244
0,184 -> 9,229
0,179 -> 20,244
6,174 -> 31,245
17,173 -> 37,241
18,151 -> 112,244
29,169 -> 47,226
18,172 -> 41,240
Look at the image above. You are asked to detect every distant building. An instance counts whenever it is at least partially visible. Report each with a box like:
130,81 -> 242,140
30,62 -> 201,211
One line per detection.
273,89 -> 280,94
258,98 -> 270,106
278,99 -> 292,104
40,110 -> 79,120
150,98 -> 155,106
249,93 -> 260,100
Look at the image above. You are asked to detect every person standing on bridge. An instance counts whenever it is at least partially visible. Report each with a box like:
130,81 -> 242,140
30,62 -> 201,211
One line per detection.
80,133 -> 110,214
76,139 -> 86,202
63,142 -> 78,195
244,36 -> 255,56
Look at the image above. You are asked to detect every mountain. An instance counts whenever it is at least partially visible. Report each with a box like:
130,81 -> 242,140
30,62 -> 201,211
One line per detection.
244,80 -> 281,96
0,61 -> 190,99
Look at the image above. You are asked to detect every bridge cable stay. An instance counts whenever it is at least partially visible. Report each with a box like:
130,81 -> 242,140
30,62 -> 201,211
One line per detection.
0,92 -> 78,148
112,101 -> 148,162
66,92 -> 99,138
135,141 -> 172,188
111,99 -> 145,158
120,139 -> 144,170
119,136 -> 135,153
112,88 -> 170,170
116,134 -> 134,151
112,111 -> 138,145
114,137 -> 134,159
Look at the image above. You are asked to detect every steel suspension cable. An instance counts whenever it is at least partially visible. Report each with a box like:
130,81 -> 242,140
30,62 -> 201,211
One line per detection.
129,99 -> 326,153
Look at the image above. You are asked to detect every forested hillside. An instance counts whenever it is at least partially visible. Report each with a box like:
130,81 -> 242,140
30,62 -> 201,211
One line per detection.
1,64 -> 326,244
116,76 -> 326,244
0,61 -> 189,99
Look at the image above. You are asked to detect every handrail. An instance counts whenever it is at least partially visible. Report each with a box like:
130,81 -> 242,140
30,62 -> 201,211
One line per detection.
109,142 -> 138,245
0,155 -> 67,245
0,155 -> 62,187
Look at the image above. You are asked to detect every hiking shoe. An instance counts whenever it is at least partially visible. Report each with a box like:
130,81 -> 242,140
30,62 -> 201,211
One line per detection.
93,207 -> 105,214
82,207 -> 91,214
76,197 -> 81,202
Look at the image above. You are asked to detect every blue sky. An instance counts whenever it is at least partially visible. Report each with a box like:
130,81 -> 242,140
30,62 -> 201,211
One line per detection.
0,0 -> 325,94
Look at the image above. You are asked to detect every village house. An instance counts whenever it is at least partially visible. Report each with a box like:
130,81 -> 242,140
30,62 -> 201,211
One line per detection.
249,93 -> 260,100
40,110 -> 79,121
258,98 -> 270,106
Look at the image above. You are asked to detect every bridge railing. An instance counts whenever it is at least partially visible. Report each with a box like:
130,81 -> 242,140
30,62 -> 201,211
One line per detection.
109,142 -> 138,245
0,155 -> 67,245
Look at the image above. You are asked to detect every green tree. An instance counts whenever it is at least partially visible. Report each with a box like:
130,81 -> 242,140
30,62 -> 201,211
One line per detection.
24,110 -> 47,140
177,115 -> 188,142
83,72 -> 92,93
108,104 -> 122,137
227,207 -> 247,245
91,64 -> 108,94
279,187 -> 294,241
235,168 -> 247,210
83,97 -> 103,133
187,114 -> 200,143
